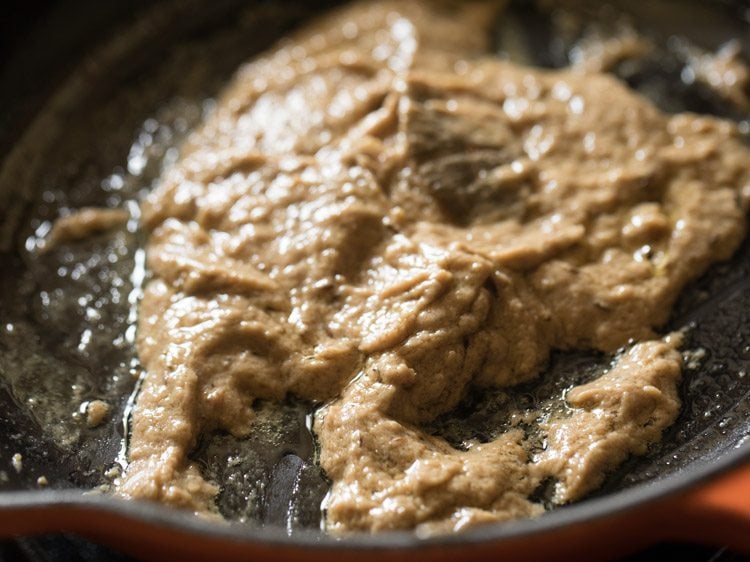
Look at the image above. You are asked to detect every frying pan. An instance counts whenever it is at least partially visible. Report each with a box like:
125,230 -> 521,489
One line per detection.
0,0 -> 749,560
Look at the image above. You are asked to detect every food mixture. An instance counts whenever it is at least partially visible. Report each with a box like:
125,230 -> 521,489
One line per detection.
108,0 -> 750,534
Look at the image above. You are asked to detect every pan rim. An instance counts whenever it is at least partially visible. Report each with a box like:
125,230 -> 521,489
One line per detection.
1,442 -> 748,550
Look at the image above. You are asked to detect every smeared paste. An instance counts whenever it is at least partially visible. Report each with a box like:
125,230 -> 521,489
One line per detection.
115,0 -> 750,533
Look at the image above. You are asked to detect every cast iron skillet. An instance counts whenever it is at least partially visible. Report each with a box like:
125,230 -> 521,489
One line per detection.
0,1 -> 749,560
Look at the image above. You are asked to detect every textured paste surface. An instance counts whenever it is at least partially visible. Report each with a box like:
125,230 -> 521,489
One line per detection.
117,0 -> 750,533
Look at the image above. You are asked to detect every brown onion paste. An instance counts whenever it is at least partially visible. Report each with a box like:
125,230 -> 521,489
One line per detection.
116,0 -> 750,533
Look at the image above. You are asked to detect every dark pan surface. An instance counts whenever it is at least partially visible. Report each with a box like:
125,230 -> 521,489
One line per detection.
0,0 -> 748,541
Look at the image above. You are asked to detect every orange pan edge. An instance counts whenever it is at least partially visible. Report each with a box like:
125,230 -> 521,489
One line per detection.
0,447 -> 748,562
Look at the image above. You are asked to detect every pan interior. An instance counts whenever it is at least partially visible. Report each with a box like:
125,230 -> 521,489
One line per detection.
0,0 -> 748,535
